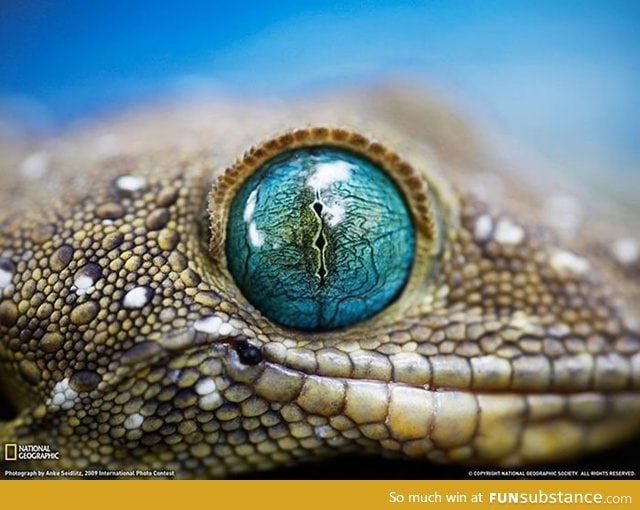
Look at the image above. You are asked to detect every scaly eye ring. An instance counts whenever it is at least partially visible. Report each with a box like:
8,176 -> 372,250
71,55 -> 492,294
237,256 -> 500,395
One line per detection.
209,127 -> 442,332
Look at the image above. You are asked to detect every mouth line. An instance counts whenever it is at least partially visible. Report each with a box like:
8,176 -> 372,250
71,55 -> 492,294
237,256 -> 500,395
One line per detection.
259,343 -> 639,396
262,356 -> 640,397
109,319 -> 640,399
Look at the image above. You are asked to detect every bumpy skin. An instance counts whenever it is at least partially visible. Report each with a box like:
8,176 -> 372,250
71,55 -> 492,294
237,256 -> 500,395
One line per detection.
0,86 -> 639,478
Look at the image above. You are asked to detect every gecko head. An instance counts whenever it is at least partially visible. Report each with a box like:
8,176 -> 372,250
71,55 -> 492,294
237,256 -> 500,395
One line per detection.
1,119 -> 638,477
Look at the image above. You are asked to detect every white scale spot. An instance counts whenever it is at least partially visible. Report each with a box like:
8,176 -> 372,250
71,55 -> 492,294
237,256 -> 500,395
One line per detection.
612,238 -> 639,265
218,322 -> 234,336
20,151 -> 50,179
473,214 -> 493,241
72,275 -> 95,296
124,412 -> 144,430
195,377 -> 216,396
49,378 -> 78,410
0,267 -> 14,289
194,315 -> 223,334
550,249 -> 590,276
307,161 -> 352,190
199,391 -> 223,411
193,315 -> 238,337
494,218 -> 525,245
123,286 -> 152,309
116,175 -> 146,192
436,285 -> 450,299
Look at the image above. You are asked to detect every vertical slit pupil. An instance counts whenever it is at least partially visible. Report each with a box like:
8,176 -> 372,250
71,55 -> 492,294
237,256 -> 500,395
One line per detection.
312,201 -> 327,282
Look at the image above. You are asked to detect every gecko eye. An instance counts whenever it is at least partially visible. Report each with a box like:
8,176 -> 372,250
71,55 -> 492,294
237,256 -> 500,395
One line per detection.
225,146 -> 415,331
210,128 -> 440,334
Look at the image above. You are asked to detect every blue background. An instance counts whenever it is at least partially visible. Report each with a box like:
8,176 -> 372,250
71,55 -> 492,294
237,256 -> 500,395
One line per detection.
1,0 -> 639,188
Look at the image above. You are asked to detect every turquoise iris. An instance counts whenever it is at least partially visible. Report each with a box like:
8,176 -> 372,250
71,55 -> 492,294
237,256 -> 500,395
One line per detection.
226,147 -> 415,331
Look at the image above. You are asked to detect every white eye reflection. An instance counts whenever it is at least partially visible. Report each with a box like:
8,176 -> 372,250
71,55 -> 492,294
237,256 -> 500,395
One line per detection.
306,161 -> 353,190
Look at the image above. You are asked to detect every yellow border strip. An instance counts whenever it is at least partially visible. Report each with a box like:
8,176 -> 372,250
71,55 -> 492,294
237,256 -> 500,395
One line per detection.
0,480 -> 638,510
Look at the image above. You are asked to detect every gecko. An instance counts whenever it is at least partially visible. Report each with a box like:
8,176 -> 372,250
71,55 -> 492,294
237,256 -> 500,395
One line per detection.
0,85 -> 639,478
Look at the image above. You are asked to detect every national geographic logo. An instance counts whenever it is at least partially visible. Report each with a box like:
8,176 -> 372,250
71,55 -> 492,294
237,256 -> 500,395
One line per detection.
4,444 -> 17,461
3,443 -> 60,461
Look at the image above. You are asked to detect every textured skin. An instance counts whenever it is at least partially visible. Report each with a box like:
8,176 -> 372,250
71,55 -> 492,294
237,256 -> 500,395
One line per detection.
1,86 -> 639,478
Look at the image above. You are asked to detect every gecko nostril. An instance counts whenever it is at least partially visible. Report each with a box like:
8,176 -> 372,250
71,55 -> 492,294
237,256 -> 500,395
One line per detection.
235,339 -> 263,366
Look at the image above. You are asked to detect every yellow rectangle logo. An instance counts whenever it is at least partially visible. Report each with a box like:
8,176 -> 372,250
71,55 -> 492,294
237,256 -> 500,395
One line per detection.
4,443 -> 17,461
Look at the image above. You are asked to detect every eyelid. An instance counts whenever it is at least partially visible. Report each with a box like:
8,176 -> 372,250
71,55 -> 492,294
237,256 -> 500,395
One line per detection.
209,127 -> 437,257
